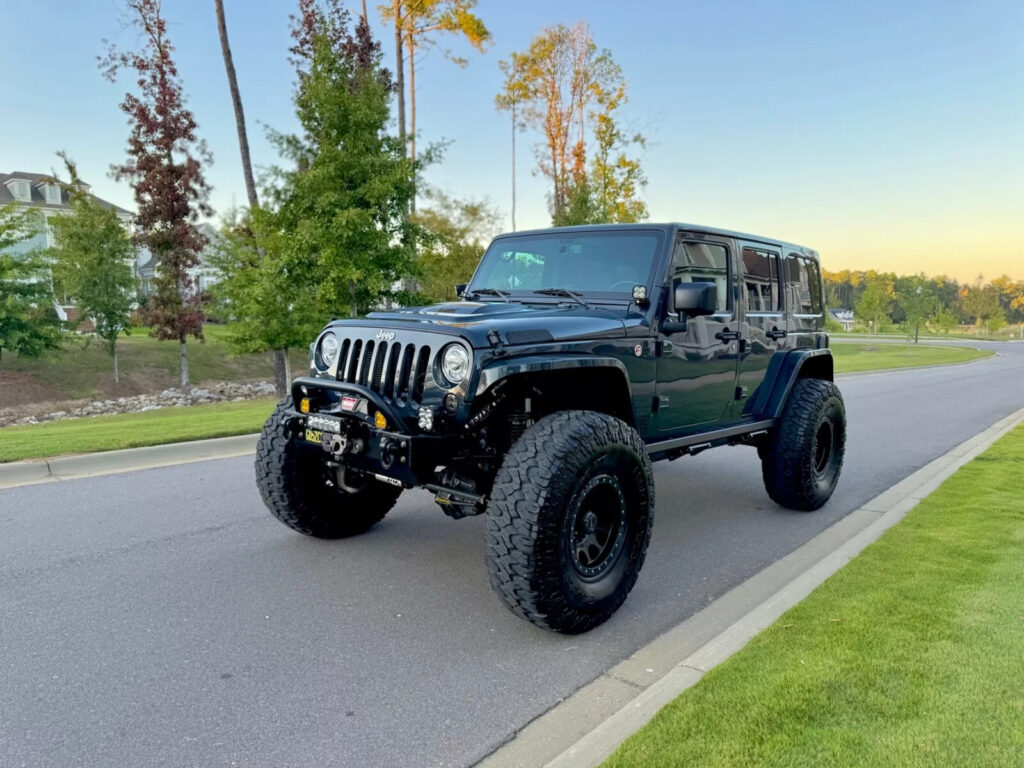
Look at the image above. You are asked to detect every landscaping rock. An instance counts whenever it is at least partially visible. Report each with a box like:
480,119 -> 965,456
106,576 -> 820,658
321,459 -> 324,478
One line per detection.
0,380 -> 280,428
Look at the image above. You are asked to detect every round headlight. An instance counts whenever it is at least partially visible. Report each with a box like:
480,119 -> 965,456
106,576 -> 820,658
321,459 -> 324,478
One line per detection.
318,333 -> 340,368
440,343 -> 470,385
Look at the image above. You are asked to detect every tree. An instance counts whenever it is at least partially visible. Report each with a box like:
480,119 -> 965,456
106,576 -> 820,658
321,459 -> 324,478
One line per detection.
259,1 -> 416,321
47,154 -> 136,383
214,0 -> 292,397
497,23 -> 637,222
894,274 -> 935,343
101,0 -> 212,392
0,204 -> 61,376
990,274 -> 1024,324
855,275 -> 893,332
961,277 -> 1005,334
933,306 -> 957,334
555,81 -> 646,225
414,189 -> 499,302
380,1 -> 490,168
209,209 -> 319,381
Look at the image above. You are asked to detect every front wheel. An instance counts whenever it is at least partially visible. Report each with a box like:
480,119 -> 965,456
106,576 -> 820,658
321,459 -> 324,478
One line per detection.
255,398 -> 402,538
761,378 -> 846,511
484,410 -> 655,634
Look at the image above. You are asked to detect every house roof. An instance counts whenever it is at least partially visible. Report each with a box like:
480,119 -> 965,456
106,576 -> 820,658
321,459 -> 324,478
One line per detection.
1,171 -> 133,216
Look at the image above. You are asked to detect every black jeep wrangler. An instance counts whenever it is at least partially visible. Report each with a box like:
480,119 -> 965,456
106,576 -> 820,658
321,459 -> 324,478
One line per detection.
256,223 -> 845,633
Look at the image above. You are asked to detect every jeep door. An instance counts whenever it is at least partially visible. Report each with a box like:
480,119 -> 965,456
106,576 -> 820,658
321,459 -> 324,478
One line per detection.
654,235 -> 741,432
782,250 -> 826,348
733,244 -> 787,416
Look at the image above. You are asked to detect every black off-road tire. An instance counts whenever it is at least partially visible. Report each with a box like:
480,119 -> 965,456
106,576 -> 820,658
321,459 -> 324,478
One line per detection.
485,410 -> 655,634
255,397 -> 402,538
761,378 -> 846,511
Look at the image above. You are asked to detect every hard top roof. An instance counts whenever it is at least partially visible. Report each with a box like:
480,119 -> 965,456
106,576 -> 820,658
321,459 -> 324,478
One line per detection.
492,222 -> 818,258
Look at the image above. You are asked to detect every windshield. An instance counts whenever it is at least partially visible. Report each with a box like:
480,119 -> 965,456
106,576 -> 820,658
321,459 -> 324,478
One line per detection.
468,230 -> 664,300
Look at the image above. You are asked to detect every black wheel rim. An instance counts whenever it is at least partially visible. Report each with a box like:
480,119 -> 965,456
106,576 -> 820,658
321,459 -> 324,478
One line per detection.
567,474 -> 628,579
813,419 -> 834,476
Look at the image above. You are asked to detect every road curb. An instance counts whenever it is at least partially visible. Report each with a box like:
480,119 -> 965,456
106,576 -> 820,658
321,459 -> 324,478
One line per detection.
0,433 -> 259,490
477,404 -> 1024,768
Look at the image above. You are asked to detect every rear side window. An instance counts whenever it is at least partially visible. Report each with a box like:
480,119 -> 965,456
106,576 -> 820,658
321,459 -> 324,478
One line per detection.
741,248 -> 781,312
673,241 -> 729,312
785,253 -> 823,314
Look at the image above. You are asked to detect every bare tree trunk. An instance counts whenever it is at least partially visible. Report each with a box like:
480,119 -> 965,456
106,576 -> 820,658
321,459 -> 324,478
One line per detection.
113,345 -> 119,384
407,34 -> 416,165
214,0 -> 258,211
349,280 -> 359,318
284,349 -> 292,385
180,337 -> 191,392
406,32 -> 417,213
511,95 -> 516,231
393,1 -> 405,144
273,348 -> 289,398
360,0 -> 368,26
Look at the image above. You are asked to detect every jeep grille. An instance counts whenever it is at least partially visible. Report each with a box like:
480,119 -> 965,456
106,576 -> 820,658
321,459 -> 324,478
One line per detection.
336,335 -> 433,403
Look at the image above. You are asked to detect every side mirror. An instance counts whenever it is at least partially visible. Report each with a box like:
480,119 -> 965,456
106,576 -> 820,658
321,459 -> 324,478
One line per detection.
673,279 -> 717,317
454,283 -> 468,299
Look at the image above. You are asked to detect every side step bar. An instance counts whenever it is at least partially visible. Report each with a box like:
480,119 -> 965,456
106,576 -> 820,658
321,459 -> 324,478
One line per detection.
645,419 -> 774,456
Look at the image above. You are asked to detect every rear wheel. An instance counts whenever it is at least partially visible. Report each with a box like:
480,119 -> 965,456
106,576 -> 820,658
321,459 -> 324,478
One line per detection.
761,378 -> 846,511
485,410 -> 655,633
255,398 -> 402,538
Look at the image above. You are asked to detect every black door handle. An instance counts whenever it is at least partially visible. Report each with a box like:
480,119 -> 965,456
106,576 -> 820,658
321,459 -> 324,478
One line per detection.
715,329 -> 740,343
766,328 -> 787,341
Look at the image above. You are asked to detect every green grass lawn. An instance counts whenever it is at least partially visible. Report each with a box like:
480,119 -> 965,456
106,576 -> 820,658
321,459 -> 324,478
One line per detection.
831,341 -> 993,373
604,424 -> 1024,768
0,398 -> 275,462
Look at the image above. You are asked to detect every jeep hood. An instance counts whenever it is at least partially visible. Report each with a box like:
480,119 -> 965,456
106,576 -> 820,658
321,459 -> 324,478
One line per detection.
327,301 -> 627,347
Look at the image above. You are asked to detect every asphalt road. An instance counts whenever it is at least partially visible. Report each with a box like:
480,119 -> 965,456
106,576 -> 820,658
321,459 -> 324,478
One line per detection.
2,341 -> 1022,768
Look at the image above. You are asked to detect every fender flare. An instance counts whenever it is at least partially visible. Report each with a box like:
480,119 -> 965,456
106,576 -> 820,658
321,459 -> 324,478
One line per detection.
474,355 -> 631,398
748,348 -> 834,420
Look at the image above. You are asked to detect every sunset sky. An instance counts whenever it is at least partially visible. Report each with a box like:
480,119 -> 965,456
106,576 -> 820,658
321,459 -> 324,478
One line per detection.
2,0 -> 1021,281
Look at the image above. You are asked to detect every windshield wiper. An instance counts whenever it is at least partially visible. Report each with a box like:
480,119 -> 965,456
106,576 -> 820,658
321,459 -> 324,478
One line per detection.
531,288 -> 591,310
466,287 -> 511,302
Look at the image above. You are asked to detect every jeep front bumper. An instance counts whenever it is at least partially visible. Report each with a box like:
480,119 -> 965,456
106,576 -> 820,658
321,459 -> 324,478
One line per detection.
288,377 -> 456,487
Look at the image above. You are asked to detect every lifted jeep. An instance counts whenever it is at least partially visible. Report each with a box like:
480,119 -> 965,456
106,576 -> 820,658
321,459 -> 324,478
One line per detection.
256,223 -> 846,633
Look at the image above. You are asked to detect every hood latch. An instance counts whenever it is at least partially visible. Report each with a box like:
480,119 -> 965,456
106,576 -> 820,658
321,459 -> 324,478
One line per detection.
486,329 -> 506,356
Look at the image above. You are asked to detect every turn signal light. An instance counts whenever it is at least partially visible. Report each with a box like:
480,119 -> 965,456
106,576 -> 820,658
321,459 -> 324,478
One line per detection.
374,411 -> 388,430
299,397 -> 311,414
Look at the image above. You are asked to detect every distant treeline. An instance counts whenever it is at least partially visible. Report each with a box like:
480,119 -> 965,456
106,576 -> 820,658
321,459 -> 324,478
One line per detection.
823,270 -> 1024,333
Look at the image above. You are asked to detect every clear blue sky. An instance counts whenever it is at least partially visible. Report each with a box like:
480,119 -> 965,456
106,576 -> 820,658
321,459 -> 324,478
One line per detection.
2,0 -> 1021,279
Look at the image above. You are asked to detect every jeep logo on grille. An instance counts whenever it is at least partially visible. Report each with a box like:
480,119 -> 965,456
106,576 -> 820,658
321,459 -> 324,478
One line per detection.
376,329 -> 396,342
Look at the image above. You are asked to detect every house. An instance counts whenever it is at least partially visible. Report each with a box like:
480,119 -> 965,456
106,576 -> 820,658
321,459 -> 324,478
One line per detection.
1,170 -> 138,327
136,222 -> 222,298
1,171 -> 134,251
828,308 -> 855,331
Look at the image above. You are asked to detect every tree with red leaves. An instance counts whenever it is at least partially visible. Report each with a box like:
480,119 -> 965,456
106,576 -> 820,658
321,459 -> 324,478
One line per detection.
100,0 -> 212,391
